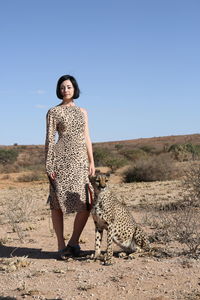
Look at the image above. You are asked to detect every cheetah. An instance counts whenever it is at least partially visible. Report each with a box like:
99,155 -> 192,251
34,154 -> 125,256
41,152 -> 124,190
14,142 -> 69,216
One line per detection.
90,173 -> 150,265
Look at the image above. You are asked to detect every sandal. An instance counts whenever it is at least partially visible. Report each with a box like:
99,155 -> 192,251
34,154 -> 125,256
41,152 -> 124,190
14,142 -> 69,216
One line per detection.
69,244 -> 81,257
57,246 -> 70,260
59,244 -> 81,260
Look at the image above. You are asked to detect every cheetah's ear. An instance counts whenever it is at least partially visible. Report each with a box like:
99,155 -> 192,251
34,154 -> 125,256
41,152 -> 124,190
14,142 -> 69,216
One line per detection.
106,171 -> 111,177
89,175 -> 95,183
95,169 -> 101,175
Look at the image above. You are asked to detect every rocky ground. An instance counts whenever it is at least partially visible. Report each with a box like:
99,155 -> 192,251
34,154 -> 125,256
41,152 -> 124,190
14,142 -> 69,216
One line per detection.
0,173 -> 200,300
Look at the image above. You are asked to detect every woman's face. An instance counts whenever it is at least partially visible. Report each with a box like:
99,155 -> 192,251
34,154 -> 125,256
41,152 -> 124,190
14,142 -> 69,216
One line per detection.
60,80 -> 74,100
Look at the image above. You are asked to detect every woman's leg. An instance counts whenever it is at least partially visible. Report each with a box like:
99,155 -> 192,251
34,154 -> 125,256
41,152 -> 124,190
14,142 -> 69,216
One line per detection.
51,209 -> 65,251
68,210 -> 90,246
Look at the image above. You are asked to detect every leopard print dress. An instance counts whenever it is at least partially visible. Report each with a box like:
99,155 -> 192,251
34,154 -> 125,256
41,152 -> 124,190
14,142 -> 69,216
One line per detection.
45,105 -> 93,213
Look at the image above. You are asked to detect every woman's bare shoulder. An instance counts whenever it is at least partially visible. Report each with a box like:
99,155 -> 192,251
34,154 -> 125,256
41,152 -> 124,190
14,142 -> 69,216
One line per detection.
80,107 -> 88,116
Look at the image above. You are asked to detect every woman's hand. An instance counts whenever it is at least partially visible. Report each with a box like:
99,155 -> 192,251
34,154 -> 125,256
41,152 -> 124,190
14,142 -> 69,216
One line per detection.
50,172 -> 56,180
89,162 -> 95,176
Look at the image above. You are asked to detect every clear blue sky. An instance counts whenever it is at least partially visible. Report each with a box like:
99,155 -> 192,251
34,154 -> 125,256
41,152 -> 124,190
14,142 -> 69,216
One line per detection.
0,0 -> 199,145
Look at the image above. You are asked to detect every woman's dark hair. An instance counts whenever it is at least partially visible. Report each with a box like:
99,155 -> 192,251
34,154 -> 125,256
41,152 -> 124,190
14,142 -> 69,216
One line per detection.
56,75 -> 80,99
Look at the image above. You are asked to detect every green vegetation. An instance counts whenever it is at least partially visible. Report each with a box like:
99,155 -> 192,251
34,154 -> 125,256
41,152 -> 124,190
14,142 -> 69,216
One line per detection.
106,157 -> 127,172
93,147 -> 127,172
0,147 -> 45,173
123,154 -> 175,183
114,144 -> 123,150
119,148 -> 147,161
139,145 -> 156,153
0,149 -> 19,164
93,147 -> 111,167
168,143 -> 200,161
1,140 -> 200,175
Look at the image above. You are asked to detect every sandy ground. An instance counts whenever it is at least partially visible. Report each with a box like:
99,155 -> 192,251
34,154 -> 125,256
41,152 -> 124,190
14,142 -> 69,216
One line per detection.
0,174 -> 200,300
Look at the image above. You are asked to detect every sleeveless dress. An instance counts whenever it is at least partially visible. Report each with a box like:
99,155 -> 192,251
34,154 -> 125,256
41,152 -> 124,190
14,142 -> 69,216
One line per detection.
45,105 -> 93,214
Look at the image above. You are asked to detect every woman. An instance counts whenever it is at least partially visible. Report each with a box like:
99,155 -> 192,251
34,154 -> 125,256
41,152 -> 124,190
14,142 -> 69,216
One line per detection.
45,75 -> 95,258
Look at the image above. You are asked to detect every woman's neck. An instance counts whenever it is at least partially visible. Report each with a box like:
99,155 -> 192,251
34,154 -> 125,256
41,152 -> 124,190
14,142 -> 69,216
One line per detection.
61,98 -> 75,106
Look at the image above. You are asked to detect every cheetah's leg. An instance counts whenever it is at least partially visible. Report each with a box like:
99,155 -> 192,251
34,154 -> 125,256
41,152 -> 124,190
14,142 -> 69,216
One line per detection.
104,224 -> 113,265
94,223 -> 103,260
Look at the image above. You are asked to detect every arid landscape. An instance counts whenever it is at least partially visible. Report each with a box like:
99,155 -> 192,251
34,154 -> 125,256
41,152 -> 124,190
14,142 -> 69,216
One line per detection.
0,135 -> 200,300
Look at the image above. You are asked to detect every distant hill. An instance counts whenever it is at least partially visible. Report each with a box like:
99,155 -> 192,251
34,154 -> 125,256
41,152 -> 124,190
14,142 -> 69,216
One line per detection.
93,133 -> 200,151
1,133 -> 200,151
0,133 -> 200,174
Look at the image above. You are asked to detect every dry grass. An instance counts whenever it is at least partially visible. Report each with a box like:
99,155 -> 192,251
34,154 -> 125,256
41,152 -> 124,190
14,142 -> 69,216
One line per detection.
16,171 -> 46,182
0,176 -> 200,299
145,207 -> 200,255
141,164 -> 200,256
1,174 -> 10,180
0,256 -> 30,272
3,189 -> 37,242
182,163 -> 200,207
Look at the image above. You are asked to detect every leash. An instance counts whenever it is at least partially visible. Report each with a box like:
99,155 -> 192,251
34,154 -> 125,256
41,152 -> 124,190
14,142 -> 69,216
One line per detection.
85,183 -> 93,211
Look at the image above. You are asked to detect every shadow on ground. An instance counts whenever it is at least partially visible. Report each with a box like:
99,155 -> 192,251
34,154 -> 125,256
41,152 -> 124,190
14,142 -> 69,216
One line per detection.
0,297 -> 17,300
0,245 -> 93,261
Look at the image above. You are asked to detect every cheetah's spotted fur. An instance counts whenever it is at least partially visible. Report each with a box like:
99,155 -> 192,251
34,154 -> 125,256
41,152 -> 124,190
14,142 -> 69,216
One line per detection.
90,173 -> 150,265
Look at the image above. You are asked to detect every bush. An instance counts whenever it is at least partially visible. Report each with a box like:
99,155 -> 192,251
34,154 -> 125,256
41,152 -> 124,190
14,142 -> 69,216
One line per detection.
173,208 -> 200,254
0,149 -> 19,164
139,145 -> 155,154
4,189 -> 37,242
0,163 -> 20,173
1,174 -> 10,180
182,163 -> 200,207
168,143 -> 200,161
120,148 -> 147,161
16,149 -> 45,169
115,144 -> 123,150
106,157 -> 127,172
123,154 -> 175,182
93,147 -> 112,167
147,208 -> 200,255
17,171 -> 45,182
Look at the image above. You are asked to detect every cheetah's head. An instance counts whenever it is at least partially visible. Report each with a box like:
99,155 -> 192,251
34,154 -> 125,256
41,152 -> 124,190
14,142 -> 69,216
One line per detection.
89,171 -> 110,191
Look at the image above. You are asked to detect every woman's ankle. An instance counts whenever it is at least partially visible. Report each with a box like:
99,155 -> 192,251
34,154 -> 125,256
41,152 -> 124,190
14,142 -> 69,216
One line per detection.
67,239 -> 79,247
58,241 -> 65,251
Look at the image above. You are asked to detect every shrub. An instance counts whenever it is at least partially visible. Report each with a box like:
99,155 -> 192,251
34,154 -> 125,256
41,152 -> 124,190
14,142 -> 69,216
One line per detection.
173,208 -> 200,254
18,145 -> 28,150
168,143 -> 200,161
147,208 -> 200,255
93,147 -> 111,167
1,174 -> 10,180
0,163 -> 20,173
0,149 -> 19,164
16,171 -> 45,182
115,144 -> 123,150
139,145 -> 155,154
182,163 -> 200,207
16,149 -> 45,169
123,154 -> 175,182
4,189 -> 37,242
106,157 -> 127,172
120,148 -> 147,161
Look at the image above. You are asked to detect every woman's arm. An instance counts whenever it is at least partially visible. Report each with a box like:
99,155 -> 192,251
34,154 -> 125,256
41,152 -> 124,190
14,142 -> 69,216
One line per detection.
81,108 -> 95,176
45,109 -> 57,179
